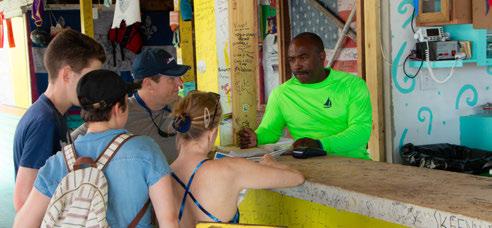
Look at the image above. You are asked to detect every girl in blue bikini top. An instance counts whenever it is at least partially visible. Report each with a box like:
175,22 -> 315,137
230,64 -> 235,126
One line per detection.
170,91 -> 305,226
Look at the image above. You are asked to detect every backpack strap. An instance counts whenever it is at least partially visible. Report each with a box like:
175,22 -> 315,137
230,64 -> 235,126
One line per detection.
128,199 -> 151,228
95,133 -> 134,170
62,144 -> 77,172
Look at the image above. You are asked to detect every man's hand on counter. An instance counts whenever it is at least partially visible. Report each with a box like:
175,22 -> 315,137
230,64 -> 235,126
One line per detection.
238,127 -> 257,149
293,138 -> 323,150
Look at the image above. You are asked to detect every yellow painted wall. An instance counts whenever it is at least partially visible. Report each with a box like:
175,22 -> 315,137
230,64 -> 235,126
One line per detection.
79,0 -> 94,38
239,190 -> 406,228
194,0 -> 221,144
194,0 -> 219,92
175,0 -> 196,83
10,15 -> 32,109
177,21 -> 196,83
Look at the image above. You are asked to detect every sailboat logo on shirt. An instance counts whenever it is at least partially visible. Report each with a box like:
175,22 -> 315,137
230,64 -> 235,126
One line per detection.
324,98 -> 332,108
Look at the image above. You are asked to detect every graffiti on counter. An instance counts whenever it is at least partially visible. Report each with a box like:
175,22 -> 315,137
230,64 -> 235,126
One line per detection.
433,211 -> 492,228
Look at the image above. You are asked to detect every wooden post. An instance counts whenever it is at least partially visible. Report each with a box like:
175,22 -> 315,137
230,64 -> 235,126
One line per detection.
356,0 -> 365,79
229,0 -> 259,144
381,0 -> 394,162
79,0 -> 94,38
276,0 -> 291,82
364,0 -> 385,161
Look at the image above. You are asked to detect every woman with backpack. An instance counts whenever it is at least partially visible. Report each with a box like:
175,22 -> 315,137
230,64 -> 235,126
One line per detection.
14,69 -> 178,228
170,91 -> 305,227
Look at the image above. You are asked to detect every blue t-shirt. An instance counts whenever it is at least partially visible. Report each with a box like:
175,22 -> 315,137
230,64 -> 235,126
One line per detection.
34,129 -> 171,227
13,94 -> 67,175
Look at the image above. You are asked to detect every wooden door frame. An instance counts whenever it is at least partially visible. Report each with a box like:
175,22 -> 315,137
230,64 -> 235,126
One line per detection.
362,0 -> 385,161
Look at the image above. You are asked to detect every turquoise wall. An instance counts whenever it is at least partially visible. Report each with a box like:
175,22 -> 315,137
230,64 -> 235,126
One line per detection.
0,113 -> 20,227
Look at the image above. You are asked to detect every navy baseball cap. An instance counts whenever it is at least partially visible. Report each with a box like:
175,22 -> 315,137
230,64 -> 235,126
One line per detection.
132,48 -> 191,80
77,69 -> 139,111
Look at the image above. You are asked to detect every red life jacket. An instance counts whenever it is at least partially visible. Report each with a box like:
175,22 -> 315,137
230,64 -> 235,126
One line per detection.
108,20 -> 143,66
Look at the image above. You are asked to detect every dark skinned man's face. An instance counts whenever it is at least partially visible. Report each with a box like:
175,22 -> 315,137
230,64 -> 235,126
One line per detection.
287,38 -> 326,84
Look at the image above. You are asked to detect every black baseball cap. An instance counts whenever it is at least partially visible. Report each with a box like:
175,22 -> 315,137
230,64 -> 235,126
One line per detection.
132,48 -> 191,80
77,69 -> 139,110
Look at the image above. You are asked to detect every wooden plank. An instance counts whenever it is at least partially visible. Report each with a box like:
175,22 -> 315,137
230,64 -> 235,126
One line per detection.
79,0 -> 94,38
416,0 -> 449,26
10,15 -> 32,108
141,0 -> 173,11
229,0 -> 258,144
356,0 -> 365,79
276,0 -> 291,82
363,0 -> 385,161
381,0 -> 394,162
472,0 -> 492,29
275,156 -> 492,225
0,104 -> 26,116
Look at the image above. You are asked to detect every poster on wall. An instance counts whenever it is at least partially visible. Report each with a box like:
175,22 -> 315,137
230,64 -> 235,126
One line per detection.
215,0 -> 233,146
260,3 -> 279,102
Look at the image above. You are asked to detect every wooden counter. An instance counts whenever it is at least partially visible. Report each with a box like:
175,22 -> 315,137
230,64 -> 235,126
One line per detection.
241,156 -> 492,227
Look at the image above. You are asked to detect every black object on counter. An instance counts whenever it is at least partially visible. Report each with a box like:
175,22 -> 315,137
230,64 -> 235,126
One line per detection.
401,143 -> 492,174
292,147 -> 326,159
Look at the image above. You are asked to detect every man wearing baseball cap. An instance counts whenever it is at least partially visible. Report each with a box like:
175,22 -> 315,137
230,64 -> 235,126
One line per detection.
73,48 -> 190,163
128,48 -> 190,162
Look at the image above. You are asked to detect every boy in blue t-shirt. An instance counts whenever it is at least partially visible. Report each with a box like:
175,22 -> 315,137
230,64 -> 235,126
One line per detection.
13,69 -> 178,227
13,29 -> 106,211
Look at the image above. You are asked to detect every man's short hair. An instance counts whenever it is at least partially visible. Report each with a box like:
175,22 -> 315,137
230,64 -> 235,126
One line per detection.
133,75 -> 161,89
292,32 -> 325,52
43,29 -> 106,82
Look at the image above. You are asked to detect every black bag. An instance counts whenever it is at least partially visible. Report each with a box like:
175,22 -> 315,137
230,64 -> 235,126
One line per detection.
400,143 -> 492,174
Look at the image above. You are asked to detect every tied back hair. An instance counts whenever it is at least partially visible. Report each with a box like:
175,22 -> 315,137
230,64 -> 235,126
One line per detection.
172,91 -> 222,141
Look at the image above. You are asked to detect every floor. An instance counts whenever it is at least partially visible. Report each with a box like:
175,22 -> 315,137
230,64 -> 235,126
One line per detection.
0,112 -> 20,227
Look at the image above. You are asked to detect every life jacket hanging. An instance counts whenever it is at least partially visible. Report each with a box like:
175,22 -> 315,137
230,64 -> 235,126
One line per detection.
108,20 -> 143,67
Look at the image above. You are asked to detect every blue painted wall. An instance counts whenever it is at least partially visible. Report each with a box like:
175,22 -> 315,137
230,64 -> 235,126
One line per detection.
390,1 -> 492,162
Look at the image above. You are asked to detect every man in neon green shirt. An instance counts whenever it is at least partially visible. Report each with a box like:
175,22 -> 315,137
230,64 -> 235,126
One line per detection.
239,32 -> 372,160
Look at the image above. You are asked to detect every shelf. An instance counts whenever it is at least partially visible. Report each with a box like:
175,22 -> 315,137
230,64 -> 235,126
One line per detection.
408,59 -> 466,68
409,24 -> 492,67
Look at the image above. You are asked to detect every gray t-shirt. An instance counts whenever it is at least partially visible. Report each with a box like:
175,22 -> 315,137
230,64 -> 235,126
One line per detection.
126,97 -> 178,162
72,97 -> 178,163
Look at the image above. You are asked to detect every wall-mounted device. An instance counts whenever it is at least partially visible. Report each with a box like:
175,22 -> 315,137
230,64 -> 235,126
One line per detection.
414,27 -> 446,42
416,41 -> 460,61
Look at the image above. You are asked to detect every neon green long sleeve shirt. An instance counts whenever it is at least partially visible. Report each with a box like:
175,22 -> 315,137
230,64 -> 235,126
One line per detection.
256,69 -> 372,160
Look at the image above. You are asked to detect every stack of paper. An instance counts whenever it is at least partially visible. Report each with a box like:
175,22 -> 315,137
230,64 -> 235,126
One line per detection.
215,138 -> 293,161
